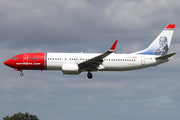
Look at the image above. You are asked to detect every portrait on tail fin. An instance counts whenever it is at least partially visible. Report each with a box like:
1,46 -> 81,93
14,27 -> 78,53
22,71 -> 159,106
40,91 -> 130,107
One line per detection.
132,24 -> 175,55
155,36 -> 168,55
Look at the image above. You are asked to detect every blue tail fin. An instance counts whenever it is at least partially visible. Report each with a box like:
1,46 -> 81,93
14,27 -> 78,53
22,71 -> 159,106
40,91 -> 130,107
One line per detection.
132,24 -> 175,55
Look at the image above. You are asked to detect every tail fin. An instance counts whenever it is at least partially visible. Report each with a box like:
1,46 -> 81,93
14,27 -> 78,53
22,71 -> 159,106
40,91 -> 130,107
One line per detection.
132,24 -> 175,55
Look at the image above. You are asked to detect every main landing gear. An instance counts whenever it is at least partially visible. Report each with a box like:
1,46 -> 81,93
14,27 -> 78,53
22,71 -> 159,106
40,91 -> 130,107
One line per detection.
87,71 -> 93,79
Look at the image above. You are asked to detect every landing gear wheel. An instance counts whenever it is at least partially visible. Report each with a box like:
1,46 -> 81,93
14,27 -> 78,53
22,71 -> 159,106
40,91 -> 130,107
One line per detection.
20,73 -> 24,77
87,72 -> 93,79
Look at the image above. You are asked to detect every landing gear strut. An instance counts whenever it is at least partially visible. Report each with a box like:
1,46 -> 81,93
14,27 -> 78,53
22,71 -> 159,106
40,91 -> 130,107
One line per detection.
87,71 -> 93,79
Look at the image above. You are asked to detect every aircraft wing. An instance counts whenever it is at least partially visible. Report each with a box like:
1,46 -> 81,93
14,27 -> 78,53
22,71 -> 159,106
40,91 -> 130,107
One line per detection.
78,40 -> 118,71
156,53 -> 177,60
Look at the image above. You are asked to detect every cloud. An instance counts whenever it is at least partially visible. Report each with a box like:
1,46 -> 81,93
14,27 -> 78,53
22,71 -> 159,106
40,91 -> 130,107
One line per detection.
1,0 -> 180,120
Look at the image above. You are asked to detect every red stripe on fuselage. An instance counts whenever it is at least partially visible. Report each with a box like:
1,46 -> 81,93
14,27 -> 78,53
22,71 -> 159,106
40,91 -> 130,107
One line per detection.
6,53 -> 46,70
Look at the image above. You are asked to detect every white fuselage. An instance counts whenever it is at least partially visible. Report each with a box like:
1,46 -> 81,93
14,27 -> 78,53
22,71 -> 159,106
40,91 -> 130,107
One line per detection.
46,53 -> 168,71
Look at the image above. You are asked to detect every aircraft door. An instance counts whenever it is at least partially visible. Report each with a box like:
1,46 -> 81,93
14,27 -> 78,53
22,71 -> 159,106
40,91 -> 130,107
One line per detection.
23,54 -> 28,63
141,56 -> 145,65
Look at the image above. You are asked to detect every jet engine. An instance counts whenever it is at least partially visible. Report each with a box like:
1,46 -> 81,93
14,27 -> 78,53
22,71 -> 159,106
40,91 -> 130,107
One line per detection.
62,63 -> 79,75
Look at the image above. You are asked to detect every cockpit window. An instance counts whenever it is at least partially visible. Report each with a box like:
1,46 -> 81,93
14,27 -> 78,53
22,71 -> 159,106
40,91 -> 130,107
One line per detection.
11,57 -> 18,60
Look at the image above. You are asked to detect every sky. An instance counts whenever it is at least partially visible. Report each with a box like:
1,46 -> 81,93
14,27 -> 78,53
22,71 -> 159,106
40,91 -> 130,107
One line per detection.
1,0 -> 180,120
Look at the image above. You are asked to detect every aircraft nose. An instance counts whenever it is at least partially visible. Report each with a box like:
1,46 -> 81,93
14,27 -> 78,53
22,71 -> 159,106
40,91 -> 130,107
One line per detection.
4,59 -> 11,67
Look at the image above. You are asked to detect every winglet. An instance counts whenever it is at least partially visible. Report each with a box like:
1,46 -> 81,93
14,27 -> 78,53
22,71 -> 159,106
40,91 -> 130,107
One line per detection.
110,40 -> 118,51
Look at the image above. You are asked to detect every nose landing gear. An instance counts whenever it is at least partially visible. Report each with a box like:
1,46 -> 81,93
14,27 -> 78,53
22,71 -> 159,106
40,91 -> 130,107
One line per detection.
14,69 -> 24,77
20,70 -> 24,77
20,72 -> 24,77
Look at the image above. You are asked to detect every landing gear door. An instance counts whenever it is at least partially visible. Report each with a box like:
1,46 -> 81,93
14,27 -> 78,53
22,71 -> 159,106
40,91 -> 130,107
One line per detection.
23,54 -> 28,63
141,56 -> 145,65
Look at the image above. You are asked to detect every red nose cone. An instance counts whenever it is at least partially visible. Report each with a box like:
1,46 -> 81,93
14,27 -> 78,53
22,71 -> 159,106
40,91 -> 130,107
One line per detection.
4,60 -> 11,67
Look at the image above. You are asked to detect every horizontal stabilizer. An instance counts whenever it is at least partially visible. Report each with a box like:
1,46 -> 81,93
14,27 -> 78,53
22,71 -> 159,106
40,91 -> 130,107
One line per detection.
156,53 -> 176,59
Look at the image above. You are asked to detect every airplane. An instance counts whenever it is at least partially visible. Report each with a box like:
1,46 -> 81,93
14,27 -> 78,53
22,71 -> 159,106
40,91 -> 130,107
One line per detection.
4,24 -> 176,79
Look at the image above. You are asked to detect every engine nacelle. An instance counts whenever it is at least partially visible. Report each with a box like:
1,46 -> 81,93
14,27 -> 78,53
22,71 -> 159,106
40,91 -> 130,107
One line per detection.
62,64 -> 79,75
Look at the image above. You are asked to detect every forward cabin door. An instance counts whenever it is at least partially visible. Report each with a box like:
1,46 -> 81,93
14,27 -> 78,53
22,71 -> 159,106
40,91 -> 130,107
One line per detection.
23,54 -> 28,63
